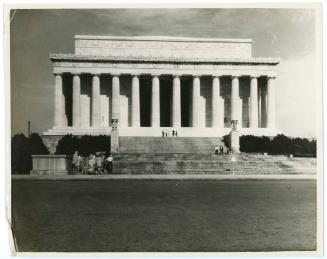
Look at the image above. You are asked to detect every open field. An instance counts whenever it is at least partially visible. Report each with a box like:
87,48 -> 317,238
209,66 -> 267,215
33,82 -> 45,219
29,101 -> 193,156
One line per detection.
12,179 -> 316,252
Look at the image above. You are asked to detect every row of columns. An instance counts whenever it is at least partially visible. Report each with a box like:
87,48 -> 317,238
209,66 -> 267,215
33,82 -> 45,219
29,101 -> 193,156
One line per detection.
54,73 -> 276,129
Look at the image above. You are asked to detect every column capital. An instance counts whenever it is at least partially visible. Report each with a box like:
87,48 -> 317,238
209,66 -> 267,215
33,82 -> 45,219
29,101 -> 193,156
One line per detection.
193,74 -> 201,78
72,73 -> 81,77
91,72 -> 101,76
131,73 -> 140,77
231,75 -> 240,79
151,73 -> 161,77
53,72 -> 63,76
111,73 -> 120,77
267,76 -> 276,80
250,75 -> 259,79
212,74 -> 222,78
172,74 -> 181,78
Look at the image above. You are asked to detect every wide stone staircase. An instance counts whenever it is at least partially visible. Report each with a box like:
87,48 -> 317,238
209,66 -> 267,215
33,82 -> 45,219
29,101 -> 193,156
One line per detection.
119,136 -> 225,153
113,137 -> 316,175
112,153 -> 316,175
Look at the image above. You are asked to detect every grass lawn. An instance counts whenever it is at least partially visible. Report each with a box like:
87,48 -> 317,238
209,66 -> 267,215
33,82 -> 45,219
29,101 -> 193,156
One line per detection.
12,179 -> 316,252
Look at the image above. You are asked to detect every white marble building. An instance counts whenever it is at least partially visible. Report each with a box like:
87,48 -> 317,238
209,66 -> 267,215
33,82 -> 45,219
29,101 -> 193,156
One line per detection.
44,35 -> 281,138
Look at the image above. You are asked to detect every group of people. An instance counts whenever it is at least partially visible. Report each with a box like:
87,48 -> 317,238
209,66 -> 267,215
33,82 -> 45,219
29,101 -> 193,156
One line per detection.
162,129 -> 178,137
72,151 -> 113,175
214,145 -> 231,155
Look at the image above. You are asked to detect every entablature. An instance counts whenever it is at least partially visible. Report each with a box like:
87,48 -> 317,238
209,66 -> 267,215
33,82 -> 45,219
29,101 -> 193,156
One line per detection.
50,53 -> 280,65
52,59 -> 278,78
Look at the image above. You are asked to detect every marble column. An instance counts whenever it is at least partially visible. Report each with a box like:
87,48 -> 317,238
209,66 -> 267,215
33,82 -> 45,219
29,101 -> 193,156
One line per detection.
258,87 -> 262,127
131,74 -> 140,127
212,76 -> 224,128
260,85 -> 267,128
231,76 -> 239,122
249,76 -> 259,128
266,77 -> 276,129
192,76 -> 200,127
151,75 -> 160,127
72,73 -> 81,127
91,74 -> 101,127
111,74 -> 120,121
171,75 -> 181,127
54,73 -> 63,127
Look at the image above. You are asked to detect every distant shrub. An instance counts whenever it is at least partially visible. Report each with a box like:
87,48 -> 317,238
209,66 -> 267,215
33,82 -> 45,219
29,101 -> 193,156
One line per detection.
11,133 -> 49,174
222,134 -> 230,149
239,135 -> 271,153
29,133 -> 49,155
55,134 -> 111,157
239,134 -> 316,157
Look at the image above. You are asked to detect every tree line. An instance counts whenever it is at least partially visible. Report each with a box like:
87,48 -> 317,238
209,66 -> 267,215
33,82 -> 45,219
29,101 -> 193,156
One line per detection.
11,133 -> 316,174
55,134 -> 111,156
224,134 -> 316,157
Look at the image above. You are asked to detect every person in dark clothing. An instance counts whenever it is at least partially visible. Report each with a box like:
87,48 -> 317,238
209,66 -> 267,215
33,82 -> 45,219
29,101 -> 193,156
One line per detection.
104,154 -> 113,173
220,146 -> 224,155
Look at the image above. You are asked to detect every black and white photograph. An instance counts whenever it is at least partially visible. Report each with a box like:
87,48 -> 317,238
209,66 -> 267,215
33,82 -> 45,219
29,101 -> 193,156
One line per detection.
6,3 -> 323,255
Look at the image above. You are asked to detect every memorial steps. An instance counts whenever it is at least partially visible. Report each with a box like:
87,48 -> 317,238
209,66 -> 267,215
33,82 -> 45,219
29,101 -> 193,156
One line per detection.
112,153 -> 316,175
119,136 -> 225,153
114,137 -> 316,175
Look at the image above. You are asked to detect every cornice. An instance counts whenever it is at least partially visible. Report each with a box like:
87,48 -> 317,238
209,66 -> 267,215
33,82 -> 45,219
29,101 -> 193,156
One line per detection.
49,53 -> 280,65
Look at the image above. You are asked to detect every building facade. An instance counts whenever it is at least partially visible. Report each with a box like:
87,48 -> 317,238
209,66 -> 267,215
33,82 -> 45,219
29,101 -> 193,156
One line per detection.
44,35 -> 280,139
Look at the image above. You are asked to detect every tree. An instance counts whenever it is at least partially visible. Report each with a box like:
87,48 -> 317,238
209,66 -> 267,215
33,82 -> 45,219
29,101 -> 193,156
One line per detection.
11,133 -> 49,174
11,134 -> 31,174
55,134 -> 111,156
29,133 -> 49,155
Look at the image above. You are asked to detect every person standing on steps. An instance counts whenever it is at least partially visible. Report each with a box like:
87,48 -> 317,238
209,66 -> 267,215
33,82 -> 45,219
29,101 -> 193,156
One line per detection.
72,151 -> 79,173
220,146 -> 224,155
87,154 -> 96,174
105,154 -> 113,173
172,130 -> 175,137
162,130 -> 165,137
95,153 -> 103,174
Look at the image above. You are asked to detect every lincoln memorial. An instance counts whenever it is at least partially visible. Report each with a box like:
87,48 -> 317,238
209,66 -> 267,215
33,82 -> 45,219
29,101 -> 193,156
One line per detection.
43,35 -> 280,150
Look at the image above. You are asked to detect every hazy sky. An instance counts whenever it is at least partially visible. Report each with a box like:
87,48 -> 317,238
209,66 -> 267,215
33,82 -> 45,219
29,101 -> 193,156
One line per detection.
10,8 -> 319,137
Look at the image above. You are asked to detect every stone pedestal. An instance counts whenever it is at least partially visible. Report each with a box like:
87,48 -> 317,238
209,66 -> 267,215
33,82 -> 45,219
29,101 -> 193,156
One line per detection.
230,119 -> 240,153
30,155 -> 71,175
111,119 -> 119,153
230,130 -> 240,153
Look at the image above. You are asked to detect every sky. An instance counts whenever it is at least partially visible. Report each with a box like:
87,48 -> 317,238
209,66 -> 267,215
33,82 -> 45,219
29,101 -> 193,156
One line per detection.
9,7 -> 320,138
